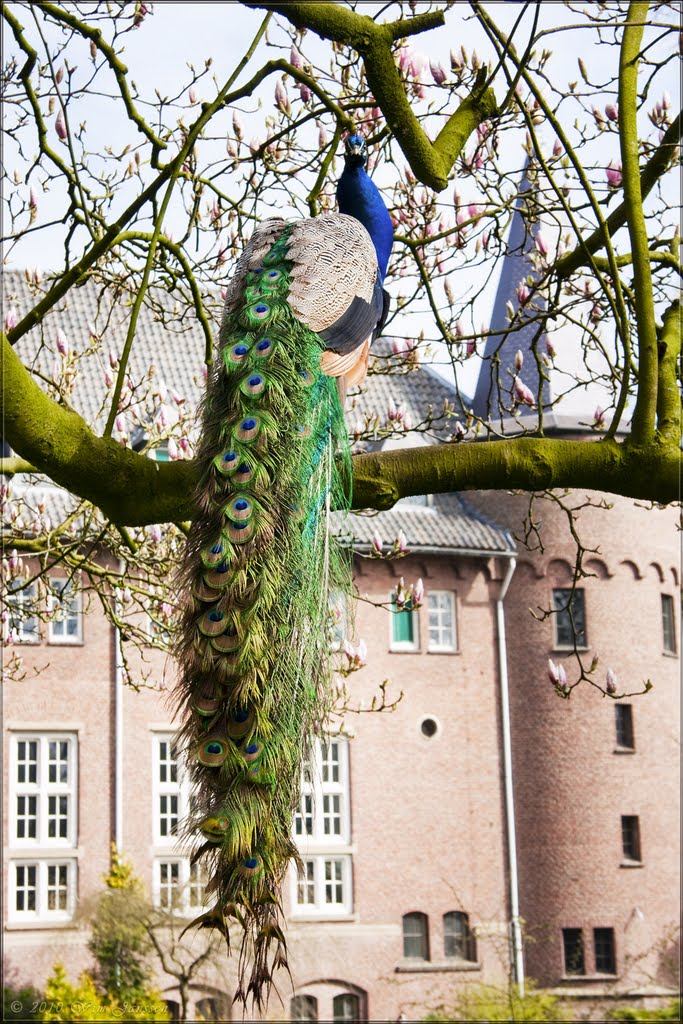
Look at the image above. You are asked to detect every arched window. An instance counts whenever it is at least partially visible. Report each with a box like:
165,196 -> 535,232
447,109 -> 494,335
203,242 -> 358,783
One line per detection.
164,1001 -> 180,1023
332,992 -> 360,1022
402,911 -> 429,960
291,994 -> 318,1022
443,910 -> 477,961
195,995 -> 230,1021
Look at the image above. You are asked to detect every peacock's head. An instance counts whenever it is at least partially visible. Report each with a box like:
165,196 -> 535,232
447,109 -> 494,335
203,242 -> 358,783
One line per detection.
344,133 -> 368,166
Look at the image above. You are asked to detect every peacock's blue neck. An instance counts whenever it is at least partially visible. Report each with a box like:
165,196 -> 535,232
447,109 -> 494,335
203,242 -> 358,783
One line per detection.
337,163 -> 393,283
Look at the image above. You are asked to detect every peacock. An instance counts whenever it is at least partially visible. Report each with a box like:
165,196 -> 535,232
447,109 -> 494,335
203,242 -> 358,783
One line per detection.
174,133 -> 393,1006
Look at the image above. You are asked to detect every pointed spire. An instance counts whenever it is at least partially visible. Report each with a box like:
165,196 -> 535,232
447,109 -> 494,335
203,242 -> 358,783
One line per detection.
471,159 -> 552,428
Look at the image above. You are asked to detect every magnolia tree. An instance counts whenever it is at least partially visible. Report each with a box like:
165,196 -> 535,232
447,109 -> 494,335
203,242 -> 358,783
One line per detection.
1,1 -> 680,683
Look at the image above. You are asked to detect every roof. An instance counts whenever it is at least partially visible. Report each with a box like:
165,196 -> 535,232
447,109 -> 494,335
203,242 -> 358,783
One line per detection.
3,270 -> 513,556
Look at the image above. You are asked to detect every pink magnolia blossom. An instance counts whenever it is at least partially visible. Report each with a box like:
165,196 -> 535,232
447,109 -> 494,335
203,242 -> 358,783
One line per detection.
513,376 -> 535,407
514,349 -> 524,372
167,437 -> 179,461
148,524 -> 162,544
55,110 -> 67,140
29,188 -> 38,211
606,668 -> 618,694
605,103 -> 618,122
232,111 -> 244,140
104,369 -> 114,388
299,83 -> 312,103
605,161 -> 622,188
318,125 -> 328,149
371,529 -> 384,555
516,283 -> 530,305
593,406 -> 606,428
56,327 -> 69,357
395,529 -> 408,553
274,79 -> 290,113
552,138 -> 562,157
413,578 -> 424,606
4,307 -> 18,332
535,230 -> 548,257
430,59 -> 447,85
133,3 -> 148,27
109,351 -> 118,369
546,337 -> 556,359
465,338 -> 477,359
290,45 -> 304,69
188,87 -> 198,104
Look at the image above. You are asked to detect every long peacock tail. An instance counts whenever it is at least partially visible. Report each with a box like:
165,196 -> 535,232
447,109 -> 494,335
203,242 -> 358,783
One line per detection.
174,219 -> 358,1006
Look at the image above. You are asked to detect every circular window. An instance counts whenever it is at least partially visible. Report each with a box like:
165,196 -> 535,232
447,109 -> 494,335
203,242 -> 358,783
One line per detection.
420,717 -> 439,738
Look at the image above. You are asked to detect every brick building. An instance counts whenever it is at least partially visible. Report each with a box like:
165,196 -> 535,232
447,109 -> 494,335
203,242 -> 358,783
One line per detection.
2,195 -> 680,1022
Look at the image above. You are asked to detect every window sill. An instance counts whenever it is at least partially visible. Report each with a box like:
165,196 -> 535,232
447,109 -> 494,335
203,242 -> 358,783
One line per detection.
290,912 -> 356,923
47,639 -> 84,647
619,859 -> 644,869
551,646 -> 589,653
560,974 -> 619,983
613,746 -> 636,754
395,960 -> 480,974
662,650 -> 678,658
5,919 -> 78,931
389,647 -> 420,654
426,648 -> 459,656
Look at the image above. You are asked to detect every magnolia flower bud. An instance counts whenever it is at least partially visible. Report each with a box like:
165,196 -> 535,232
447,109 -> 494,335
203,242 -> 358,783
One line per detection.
55,64 -> 64,85
606,668 -> 618,694
148,524 -> 162,544
290,45 -> 304,69
90,39 -> 97,59
430,59 -> 447,85
395,529 -> 408,553
593,406 -> 606,428
413,578 -> 424,605
535,231 -> 548,256
188,86 -> 198,105
553,138 -> 562,157
167,437 -> 179,460
274,79 -> 289,113
371,529 -> 383,555
605,103 -> 618,122
318,124 -> 328,149
4,307 -> 18,332
55,110 -> 67,140
56,327 -> 69,357
514,349 -> 524,372
513,376 -> 535,407
232,111 -> 244,141
605,161 -> 622,188
299,83 -> 311,103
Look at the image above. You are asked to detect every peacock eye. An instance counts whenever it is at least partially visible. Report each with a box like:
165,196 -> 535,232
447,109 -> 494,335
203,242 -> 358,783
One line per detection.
251,303 -> 270,320
235,416 -> 260,441
196,735 -> 228,766
226,342 -> 251,366
254,338 -> 274,359
240,372 -> 267,397
226,495 -> 252,522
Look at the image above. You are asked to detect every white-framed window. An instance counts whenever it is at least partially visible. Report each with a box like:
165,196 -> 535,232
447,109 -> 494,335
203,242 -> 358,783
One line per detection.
8,733 -> 78,923
5,578 -> 40,643
389,593 -> 419,652
153,734 -> 192,845
292,737 -> 352,917
47,577 -> 83,644
295,855 -> 353,916
9,859 -> 77,922
10,734 -> 77,847
427,591 -> 457,651
294,738 -> 350,844
153,858 -> 207,915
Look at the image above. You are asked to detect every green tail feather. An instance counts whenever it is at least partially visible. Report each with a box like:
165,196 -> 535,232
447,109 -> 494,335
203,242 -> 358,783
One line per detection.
175,227 -> 352,1007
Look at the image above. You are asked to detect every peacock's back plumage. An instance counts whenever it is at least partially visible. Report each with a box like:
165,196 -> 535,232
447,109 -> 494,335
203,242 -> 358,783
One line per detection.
175,188 -> 391,1006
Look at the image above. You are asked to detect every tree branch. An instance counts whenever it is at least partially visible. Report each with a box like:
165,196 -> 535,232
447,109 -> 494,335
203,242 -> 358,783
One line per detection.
620,1 -> 658,442
555,112 -> 681,279
243,1 -> 497,191
656,299 -> 681,445
1,332 -> 197,525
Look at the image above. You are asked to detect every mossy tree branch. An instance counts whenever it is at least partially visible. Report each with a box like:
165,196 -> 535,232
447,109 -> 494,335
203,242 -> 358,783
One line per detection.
656,300 -> 681,445
4,330 -> 680,525
619,1 -> 658,442
243,1 -> 497,191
